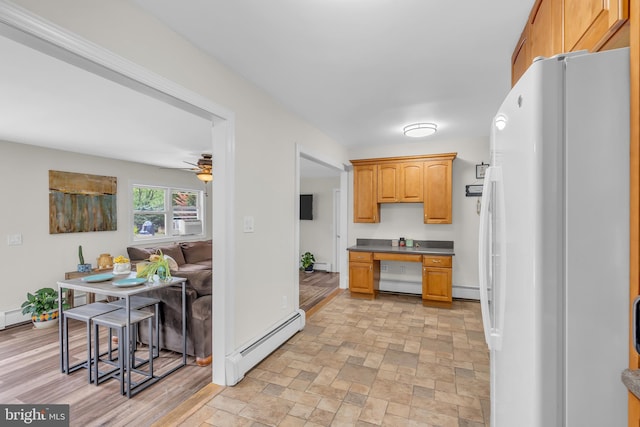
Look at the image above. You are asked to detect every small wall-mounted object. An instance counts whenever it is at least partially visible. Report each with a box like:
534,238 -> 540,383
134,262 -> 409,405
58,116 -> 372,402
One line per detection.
466,184 -> 483,197
476,162 -> 489,179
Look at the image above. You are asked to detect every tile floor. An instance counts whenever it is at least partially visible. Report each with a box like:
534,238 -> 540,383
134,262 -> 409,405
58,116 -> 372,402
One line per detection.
182,292 -> 489,426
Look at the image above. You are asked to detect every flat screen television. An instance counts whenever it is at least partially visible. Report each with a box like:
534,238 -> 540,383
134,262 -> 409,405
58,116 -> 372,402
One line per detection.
300,194 -> 313,220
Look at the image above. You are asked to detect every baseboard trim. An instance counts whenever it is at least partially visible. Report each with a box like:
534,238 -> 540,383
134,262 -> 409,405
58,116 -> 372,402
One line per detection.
225,310 -> 305,385
452,285 -> 480,300
379,280 -> 480,301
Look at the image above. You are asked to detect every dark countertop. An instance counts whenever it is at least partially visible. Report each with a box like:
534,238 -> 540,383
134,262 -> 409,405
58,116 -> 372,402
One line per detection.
348,239 -> 454,256
622,369 -> 640,400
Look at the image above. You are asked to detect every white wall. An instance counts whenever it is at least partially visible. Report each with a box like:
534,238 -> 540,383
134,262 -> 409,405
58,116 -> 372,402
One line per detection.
10,0 -> 349,349
347,136 -> 490,298
300,177 -> 340,271
0,140 -> 209,326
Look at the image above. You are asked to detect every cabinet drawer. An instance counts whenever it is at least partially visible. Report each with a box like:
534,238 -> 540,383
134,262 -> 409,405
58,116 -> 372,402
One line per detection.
423,256 -> 452,267
349,251 -> 373,262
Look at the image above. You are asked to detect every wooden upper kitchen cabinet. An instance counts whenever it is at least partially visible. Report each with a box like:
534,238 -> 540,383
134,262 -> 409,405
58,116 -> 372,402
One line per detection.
564,0 -> 629,52
511,0 -> 629,85
353,164 -> 379,223
424,159 -> 453,224
377,161 -> 423,203
377,163 -> 399,203
400,162 -> 424,202
351,153 -> 455,224
511,28 -> 529,86
512,0 -> 562,85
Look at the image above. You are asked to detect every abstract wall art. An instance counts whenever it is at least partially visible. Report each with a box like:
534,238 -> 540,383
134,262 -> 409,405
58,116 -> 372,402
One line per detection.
49,170 -> 117,234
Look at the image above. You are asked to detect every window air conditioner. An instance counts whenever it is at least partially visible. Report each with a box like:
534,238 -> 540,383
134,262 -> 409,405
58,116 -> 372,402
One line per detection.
174,219 -> 203,235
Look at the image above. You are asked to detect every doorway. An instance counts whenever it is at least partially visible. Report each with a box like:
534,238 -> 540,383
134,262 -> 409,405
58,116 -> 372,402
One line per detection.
0,4 -> 234,386
296,147 -> 348,314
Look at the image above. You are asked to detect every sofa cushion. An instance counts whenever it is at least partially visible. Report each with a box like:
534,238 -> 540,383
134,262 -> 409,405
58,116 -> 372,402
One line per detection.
157,244 -> 186,265
164,255 -> 179,270
172,270 -> 212,297
175,263 -> 210,272
181,240 -> 212,264
127,246 -> 153,261
127,243 -> 187,265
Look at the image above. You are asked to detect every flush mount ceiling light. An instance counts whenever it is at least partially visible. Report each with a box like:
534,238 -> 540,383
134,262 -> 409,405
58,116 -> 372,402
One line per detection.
403,123 -> 438,138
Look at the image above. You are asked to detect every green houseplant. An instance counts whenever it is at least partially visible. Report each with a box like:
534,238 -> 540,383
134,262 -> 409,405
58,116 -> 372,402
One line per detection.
21,287 -> 67,329
77,245 -> 92,272
136,250 -> 172,282
300,251 -> 315,273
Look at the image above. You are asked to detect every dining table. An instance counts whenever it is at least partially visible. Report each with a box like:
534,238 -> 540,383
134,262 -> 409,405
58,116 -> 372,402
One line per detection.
57,272 -> 187,397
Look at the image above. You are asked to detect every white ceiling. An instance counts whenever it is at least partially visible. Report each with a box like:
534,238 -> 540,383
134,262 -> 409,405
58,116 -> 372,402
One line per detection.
0,31 -> 213,170
0,1 -> 535,175
133,0 -> 536,147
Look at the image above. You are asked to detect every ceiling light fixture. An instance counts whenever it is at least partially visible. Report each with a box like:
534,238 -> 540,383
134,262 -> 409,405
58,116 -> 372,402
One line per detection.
196,172 -> 213,182
403,123 -> 437,138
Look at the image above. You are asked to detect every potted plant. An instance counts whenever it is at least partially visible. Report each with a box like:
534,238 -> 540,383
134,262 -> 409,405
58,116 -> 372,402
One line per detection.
21,287 -> 67,329
77,245 -> 92,273
136,250 -> 172,282
300,251 -> 315,273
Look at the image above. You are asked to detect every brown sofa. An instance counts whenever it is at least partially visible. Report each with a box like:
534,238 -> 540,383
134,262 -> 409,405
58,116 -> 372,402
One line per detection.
127,240 -> 212,366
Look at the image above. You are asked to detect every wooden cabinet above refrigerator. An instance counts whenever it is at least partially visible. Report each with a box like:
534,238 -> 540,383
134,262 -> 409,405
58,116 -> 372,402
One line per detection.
511,0 -> 629,86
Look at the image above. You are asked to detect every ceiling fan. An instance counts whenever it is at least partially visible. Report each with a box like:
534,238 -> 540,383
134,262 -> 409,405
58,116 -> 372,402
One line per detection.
168,153 -> 213,182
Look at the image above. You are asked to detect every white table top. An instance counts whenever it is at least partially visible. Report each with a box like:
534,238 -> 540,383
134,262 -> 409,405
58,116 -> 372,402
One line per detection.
57,272 -> 186,298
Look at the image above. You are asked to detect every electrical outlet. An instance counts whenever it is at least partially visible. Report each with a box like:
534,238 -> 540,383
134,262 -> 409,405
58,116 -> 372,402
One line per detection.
381,264 -> 388,272
400,265 -> 406,274
7,233 -> 22,246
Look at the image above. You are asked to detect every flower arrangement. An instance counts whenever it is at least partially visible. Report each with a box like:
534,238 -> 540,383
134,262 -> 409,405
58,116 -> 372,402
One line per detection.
112,255 -> 131,274
113,255 -> 129,264
136,250 -> 171,282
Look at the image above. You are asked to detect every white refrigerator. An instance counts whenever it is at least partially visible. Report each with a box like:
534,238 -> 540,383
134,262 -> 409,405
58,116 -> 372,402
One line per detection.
479,47 -> 630,427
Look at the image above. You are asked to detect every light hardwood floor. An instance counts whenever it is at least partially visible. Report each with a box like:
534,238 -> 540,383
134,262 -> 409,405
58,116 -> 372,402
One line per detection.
0,277 -> 339,426
0,320 -> 211,426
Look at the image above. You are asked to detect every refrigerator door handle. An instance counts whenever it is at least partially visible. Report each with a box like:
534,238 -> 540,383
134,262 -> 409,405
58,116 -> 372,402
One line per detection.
479,166 -> 505,351
478,166 -> 494,348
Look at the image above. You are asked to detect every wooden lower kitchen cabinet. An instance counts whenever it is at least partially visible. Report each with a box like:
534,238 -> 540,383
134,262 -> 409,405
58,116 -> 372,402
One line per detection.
348,252 -> 380,299
422,255 -> 453,308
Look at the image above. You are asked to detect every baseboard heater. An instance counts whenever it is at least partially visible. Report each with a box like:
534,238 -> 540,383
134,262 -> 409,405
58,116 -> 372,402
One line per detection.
314,262 -> 331,272
225,309 -> 305,385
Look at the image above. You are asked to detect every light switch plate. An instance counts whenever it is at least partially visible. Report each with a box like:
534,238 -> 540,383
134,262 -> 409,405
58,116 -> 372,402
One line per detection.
243,216 -> 255,233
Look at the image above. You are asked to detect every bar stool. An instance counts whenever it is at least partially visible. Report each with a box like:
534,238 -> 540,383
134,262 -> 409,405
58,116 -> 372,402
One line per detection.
62,302 -> 121,383
92,308 -> 155,395
108,296 -> 161,358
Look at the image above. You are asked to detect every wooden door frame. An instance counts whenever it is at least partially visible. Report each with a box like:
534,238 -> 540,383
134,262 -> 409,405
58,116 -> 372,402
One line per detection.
630,0 -> 640,423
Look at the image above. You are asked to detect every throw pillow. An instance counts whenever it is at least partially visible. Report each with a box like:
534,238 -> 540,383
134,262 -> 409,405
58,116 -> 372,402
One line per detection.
164,255 -> 179,271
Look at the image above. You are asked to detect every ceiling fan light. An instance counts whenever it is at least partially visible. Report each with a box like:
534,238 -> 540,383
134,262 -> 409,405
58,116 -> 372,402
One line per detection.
403,123 -> 437,138
196,172 -> 213,182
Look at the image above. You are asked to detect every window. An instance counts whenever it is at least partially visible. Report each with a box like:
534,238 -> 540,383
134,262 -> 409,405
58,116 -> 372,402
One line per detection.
132,185 -> 204,242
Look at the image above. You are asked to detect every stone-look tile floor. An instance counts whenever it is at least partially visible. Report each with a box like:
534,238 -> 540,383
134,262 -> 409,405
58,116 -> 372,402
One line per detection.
183,293 -> 489,426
